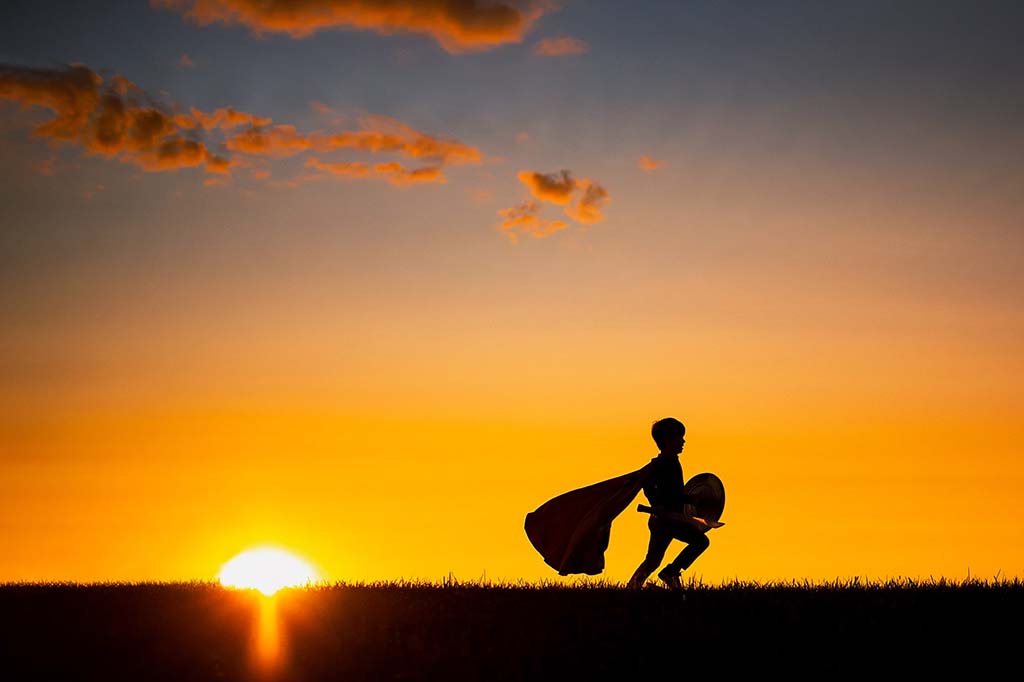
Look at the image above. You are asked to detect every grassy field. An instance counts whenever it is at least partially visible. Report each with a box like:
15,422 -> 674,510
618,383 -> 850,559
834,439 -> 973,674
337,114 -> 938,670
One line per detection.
1,577 -> 1020,680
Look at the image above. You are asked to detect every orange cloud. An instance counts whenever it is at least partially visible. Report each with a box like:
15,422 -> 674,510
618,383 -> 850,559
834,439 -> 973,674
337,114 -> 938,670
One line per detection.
305,157 -> 445,185
0,64 -> 101,142
224,114 -> 483,168
204,152 -> 236,174
305,157 -> 370,179
498,200 -> 568,243
503,168 -> 610,234
517,169 -> 575,204
179,53 -> 196,67
564,179 -> 609,225
0,64 -> 230,175
374,162 -> 445,186
183,106 -> 272,130
226,124 -> 312,157
320,114 -> 482,165
533,36 -> 588,57
153,0 -> 545,52
638,154 -> 664,171
3,62 -> 480,190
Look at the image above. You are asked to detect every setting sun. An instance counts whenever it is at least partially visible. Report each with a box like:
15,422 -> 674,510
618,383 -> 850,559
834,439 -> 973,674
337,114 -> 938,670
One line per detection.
218,547 -> 319,596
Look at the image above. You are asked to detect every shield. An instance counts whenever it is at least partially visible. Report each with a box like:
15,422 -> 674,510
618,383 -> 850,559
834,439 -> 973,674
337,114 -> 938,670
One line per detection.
684,472 -> 726,522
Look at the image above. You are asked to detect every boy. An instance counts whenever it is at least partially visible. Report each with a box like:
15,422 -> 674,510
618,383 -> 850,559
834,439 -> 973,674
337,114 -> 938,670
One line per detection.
626,417 -> 710,590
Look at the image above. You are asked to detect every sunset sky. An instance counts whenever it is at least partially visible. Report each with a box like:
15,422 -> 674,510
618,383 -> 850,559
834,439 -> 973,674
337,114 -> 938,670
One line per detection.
2,1 -> 1022,584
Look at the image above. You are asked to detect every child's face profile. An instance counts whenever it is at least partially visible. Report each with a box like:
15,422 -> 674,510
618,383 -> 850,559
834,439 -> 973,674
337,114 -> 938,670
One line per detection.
663,433 -> 685,454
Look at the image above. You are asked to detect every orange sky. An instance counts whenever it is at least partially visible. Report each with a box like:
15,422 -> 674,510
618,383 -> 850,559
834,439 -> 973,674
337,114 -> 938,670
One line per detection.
1,1 -> 1023,583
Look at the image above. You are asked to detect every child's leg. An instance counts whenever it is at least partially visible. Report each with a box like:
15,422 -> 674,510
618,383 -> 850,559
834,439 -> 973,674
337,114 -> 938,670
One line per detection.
663,524 -> 710,575
627,520 -> 673,588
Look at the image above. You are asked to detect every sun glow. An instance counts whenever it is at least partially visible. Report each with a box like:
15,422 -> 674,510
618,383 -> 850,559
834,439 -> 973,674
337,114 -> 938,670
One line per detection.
218,547 -> 319,596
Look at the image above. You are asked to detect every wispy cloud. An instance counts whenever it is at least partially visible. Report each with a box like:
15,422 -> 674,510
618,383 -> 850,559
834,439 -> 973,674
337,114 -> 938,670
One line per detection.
225,124 -> 312,157
498,200 -> 568,243
33,157 -> 56,176
532,36 -> 588,57
564,179 -> 609,224
638,154 -> 664,171
304,157 -> 444,186
153,0 -> 546,53
1,62 -> 482,189
177,106 -> 271,130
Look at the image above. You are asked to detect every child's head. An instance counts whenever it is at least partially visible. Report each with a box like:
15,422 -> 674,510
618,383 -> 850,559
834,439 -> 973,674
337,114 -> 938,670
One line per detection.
651,417 -> 686,454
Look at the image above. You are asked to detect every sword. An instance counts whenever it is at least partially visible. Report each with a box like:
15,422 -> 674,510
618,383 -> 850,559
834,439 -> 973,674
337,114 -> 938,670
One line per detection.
636,504 -> 725,530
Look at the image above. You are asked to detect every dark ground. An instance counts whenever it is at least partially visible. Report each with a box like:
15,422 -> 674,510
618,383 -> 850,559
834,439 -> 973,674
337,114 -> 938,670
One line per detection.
1,579 -> 1019,680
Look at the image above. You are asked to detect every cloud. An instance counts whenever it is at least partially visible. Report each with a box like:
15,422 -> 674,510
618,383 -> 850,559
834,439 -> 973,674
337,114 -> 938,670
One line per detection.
179,53 -> 196,67
516,131 -> 530,144
497,200 -> 568,242
223,113 -> 483,167
638,154 -> 664,171
152,0 -> 545,53
310,101 -> 335,116
320,114 -> 482,165
179,106 -> 272,130
2,62 -> 480,190
374,161 -> 445,186
0,64 -> 228,174
499,168 -> 610,237
564,178 -> 609,224
532,36 -> 588,57
204,152 -> 235,174
226,124 -> 312,157
33,157 -> 56,176
517,169 -> 575,204
304,157 -> 370,179
305,157 -> 445,186
0,64 -> 101,142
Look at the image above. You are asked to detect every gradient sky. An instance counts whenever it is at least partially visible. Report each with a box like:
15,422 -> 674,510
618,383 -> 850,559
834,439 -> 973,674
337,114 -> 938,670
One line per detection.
1,0 -> 1022,584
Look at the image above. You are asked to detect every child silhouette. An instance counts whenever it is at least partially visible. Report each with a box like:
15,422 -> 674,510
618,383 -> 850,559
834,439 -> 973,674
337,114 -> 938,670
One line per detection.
626,418 -> 710,589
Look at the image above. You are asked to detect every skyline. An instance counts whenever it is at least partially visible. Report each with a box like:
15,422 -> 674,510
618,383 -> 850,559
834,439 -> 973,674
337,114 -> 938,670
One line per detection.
1,0 -> 1023,584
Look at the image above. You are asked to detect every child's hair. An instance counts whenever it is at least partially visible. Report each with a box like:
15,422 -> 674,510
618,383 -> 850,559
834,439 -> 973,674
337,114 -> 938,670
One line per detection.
651,417 -> 686,450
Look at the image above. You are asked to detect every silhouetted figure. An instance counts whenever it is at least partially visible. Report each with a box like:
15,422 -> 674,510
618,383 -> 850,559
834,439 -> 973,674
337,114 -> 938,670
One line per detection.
525,416 -> 723,583
626,418 -> 709,589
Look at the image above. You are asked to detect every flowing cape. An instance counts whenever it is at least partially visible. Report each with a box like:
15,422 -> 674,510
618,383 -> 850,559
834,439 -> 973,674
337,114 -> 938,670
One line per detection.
524,463 -> 654,576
